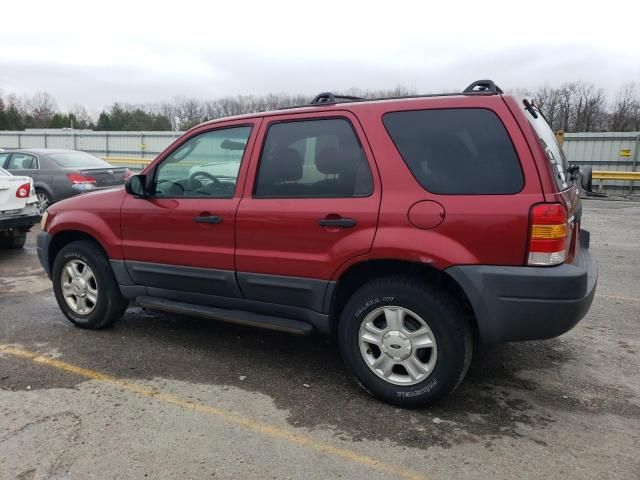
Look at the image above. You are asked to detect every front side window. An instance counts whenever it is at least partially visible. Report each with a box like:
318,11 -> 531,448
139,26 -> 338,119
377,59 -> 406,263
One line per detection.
7,153 -> 38,170
153,126 -> 252,198
383,108 -> 524,195
254,118 -> 373,198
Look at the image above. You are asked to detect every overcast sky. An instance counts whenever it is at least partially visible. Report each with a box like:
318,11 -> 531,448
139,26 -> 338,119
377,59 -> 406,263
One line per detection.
1,0 -> 638,111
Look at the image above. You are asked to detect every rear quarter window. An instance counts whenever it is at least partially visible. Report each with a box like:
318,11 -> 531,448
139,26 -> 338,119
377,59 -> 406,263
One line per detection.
383,108 -> 524,194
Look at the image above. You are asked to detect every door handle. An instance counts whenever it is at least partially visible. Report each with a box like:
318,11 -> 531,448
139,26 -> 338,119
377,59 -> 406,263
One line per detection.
194,215 -> 223,224
318,217 -> 357,228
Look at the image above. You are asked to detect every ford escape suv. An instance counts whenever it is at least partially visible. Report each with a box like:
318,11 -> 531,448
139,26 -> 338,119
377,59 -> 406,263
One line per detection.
37,80 -> 597,407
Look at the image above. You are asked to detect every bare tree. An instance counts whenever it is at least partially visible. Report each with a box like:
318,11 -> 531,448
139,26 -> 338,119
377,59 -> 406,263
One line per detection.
27,91 -> 57,127
610,83 -> 639,132
532,82 -> 607,132
69,104 -> 94,126
533,85 -> 563,131
171,97 -> 205,130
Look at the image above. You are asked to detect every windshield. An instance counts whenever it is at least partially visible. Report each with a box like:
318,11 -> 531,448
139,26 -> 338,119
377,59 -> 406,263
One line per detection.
49,152 -> 111,168
521,99 -> 569,190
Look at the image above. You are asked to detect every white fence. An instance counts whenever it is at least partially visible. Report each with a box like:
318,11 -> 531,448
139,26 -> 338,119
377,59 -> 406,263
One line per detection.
0,129 -> 638,193
0,130 -> 182,159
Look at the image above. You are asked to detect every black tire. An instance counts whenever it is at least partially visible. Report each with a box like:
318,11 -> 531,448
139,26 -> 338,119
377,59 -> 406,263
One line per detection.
52,240 -> 128,329
338,276 -> 473,408
0,230 -> 27,249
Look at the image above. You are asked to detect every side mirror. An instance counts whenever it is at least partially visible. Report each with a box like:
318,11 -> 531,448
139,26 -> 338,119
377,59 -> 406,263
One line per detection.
580,166 -> 593,192
125,174 -> 148,197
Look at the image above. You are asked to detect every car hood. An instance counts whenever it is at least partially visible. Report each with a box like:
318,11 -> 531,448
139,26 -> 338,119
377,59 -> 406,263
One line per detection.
48,186 -> 126,214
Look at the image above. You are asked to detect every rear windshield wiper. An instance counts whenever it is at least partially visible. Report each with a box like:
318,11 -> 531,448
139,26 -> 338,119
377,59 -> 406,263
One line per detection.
522,99 -> 539,119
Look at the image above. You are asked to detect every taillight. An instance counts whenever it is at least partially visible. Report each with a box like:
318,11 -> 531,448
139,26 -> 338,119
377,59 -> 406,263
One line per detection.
67,173 -> 97,191
527,203 -> 568,266
16,183 -> 30,198
66,173 -> 97,184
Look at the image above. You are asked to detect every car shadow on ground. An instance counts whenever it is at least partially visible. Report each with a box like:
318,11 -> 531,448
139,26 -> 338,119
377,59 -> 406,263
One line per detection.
8,302 -> 629,451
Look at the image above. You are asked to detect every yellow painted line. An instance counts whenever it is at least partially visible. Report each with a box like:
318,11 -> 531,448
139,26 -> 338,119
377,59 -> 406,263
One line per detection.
0,345 -> 427,480
596,294 -> 640,303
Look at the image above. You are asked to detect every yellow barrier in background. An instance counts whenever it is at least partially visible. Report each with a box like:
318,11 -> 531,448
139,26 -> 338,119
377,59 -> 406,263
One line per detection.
103,157 -> 152,166
592,171 -> 640,181
102,158 -> 638,184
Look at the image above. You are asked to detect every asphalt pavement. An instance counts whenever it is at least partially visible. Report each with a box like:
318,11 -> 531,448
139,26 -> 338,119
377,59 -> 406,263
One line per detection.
1,198 -> 639,480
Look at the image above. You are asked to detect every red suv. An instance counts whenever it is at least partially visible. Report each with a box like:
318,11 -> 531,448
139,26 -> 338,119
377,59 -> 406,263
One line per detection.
37,80 -> 597,407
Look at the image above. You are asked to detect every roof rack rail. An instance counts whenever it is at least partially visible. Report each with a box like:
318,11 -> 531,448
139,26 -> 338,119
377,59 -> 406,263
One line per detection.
310,92 -> 364,105
463,79 -> 503,95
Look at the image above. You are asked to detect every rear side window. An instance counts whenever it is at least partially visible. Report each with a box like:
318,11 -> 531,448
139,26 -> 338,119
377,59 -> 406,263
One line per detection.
523,102 -> 569,190
383,109 -> 523,194
254,118 -> 373,198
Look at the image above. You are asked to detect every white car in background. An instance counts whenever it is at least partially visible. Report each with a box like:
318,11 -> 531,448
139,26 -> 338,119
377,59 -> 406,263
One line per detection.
0,167 -> 40,249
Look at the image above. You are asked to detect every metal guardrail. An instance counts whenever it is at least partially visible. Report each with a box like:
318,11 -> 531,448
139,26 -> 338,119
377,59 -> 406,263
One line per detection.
102,157 -> 638,191
103,157 -> 152,167
592,171 -> 640,181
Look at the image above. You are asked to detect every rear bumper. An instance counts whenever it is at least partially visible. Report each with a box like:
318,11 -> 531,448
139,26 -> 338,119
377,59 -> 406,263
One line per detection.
0,214 -> 41,231
446,231 -> 597,344
37,230 -> 53,278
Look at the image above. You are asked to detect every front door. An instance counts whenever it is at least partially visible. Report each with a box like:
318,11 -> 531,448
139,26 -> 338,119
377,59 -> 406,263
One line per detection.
120,120 -> 260,297
235,112 -> 381,311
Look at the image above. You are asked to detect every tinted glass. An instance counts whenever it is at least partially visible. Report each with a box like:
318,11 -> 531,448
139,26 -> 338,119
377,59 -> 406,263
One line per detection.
255,118 -> 373,198
50,152 -> 109,168
0,153 -> 10,167
383,109 -> 524,194
154,126 -> 251,198
7,153 -> 38,170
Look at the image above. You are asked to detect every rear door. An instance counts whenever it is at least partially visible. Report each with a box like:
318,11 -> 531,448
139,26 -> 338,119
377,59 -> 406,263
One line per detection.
235,111 -> 381,311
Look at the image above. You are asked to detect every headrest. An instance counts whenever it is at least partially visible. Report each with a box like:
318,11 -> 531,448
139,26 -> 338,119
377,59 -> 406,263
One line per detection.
267,148 -> 303,182
315,147 -> 344,175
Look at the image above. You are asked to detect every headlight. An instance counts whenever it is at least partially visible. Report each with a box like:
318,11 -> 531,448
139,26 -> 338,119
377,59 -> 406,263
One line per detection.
40,211 -> 49,231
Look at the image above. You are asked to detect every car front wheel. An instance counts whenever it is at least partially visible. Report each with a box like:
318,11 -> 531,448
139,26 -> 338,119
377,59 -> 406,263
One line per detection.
52,240 -> 128,329
338,276 -> 473,408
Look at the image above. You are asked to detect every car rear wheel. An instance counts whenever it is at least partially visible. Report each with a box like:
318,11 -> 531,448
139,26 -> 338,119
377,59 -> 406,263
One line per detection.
36,190 -> 50,215
52,240 -> 128,329
338,276 -> 473,408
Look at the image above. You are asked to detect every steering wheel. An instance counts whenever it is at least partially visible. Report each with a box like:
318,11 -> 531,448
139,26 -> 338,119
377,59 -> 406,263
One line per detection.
188,171 -> 220,190
157,179 -> 185,196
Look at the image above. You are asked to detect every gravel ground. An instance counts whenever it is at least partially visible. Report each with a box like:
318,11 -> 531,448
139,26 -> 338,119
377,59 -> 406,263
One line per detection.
0,198 -> 638,480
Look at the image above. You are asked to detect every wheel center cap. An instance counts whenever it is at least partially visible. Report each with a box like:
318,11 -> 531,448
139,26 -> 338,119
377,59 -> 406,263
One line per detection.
381,330 -> 412,361
73,278 -> 87,297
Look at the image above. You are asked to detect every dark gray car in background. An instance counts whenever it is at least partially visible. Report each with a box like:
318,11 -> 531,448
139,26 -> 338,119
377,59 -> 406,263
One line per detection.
0,149 -> 131,213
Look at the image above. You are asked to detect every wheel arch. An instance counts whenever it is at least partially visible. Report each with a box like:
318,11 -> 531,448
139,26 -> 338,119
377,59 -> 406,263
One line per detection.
34,183 -> 55,200
47,230 -> 110,275
329,259 -> 478,338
